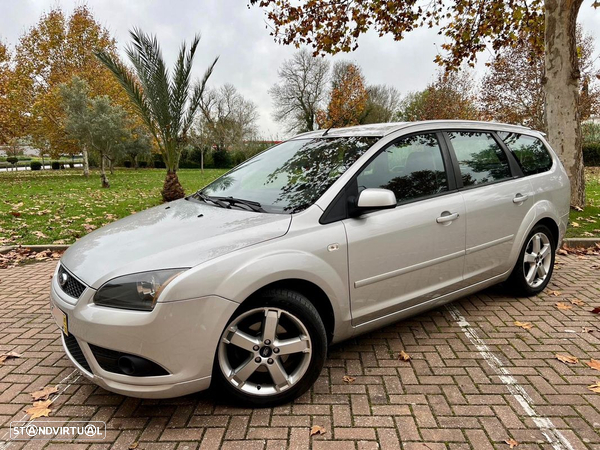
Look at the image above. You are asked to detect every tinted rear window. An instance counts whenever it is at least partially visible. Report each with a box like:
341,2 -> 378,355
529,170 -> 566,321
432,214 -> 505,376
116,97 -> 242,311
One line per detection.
499,133 -> 553,176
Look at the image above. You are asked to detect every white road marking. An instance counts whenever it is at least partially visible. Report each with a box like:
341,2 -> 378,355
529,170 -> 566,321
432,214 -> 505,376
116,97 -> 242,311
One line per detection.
446,303 -> 575,450
0,369 -> 80,450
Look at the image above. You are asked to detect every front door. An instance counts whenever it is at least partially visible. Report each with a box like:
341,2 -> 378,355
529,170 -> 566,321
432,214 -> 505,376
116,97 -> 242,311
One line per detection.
343,133 -> 466,326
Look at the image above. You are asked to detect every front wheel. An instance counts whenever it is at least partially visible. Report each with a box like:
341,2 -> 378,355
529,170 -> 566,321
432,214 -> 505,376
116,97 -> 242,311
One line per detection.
508,224 -> 556,296
213,289 -> 327,407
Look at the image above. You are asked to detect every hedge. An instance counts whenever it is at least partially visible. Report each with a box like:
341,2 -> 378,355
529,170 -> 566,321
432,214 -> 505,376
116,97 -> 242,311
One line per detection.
583,143 -> 600,167
30,161 -> 42,171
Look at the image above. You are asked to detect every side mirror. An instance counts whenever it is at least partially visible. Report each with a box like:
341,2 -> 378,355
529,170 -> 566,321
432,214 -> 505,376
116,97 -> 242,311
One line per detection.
351,188 -> 397,217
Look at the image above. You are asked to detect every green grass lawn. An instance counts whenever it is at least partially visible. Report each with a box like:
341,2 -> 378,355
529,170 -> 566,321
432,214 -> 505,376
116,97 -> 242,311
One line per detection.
566,167 -> 600,238
0,168 -> 226,245
1,166 -> 599,245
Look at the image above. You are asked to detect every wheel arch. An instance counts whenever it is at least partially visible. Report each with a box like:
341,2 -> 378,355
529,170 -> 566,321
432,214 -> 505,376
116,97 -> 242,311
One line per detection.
534,217 -> 560,247
244,279 -> 336,345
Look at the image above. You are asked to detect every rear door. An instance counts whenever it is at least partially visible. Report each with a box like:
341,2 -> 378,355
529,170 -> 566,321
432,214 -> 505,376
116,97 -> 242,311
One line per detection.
443,130 -> 533,284
343,132 -> 466,326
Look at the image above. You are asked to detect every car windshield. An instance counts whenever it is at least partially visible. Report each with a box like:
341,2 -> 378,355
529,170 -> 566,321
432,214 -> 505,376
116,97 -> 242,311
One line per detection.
200,136 -> 378,214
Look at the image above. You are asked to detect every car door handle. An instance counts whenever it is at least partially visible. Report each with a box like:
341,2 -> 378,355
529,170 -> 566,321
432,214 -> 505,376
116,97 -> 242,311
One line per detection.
513,193 -> 529,204
436,212 -> 459,224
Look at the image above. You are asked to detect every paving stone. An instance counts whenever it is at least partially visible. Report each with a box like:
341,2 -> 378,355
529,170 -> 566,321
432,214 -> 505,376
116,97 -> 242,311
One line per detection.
0,255 -> 598,449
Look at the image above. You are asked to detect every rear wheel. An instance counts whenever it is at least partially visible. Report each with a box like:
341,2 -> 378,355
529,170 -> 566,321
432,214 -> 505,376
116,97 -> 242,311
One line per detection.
214,289 -> 327,407
508,224 -> 556,296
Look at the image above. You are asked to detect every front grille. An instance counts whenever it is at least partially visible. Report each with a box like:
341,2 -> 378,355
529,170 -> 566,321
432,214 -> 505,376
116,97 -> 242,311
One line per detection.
57,265 -> 86,299
88,344 -> 169,377
63,333 -> 92,373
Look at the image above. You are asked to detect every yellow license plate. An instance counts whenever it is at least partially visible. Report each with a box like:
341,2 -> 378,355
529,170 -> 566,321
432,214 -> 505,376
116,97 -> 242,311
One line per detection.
51,303 -> 68,336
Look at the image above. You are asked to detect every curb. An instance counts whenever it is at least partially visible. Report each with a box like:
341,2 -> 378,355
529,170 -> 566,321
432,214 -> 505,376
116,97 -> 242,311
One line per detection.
562,238 -> 600,249
0,244 -> 70,255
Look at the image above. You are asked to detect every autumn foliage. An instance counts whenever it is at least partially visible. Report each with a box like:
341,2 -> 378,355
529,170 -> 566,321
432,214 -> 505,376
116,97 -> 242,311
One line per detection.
8,6 -> 130,158
316,63 -> 367,129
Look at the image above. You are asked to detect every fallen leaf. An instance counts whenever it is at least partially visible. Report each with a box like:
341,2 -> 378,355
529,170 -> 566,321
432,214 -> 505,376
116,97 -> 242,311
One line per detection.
571,221 -> 580,228
557,249 -> 568,256
570,299 -> 585,306
310,425 -> 326,436
505,438 -> 519,448
25,400 -> 52,419
550,291 -> 561,297
588,381 -> 600,394
9,211 -> 21,218
0,351 -> 22,365
555,354 -> 579,365
30,386 -> 58,401
585,360 -> 600,372
555,302 -> 573,310
128,443 -> 139,450
573,206 -> 583,212
514,321 -> 534,330
582,327 -> 596,333
342,375 -> 356,384
591,307 -> 600,314
398,351 -> 411,361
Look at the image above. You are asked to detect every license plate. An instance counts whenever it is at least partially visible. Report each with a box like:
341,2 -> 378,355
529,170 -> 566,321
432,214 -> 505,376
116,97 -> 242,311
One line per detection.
50,303 -> 68,336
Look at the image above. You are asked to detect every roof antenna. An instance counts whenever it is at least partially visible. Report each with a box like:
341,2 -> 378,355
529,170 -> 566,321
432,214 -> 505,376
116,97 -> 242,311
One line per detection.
322,125 -> 333,136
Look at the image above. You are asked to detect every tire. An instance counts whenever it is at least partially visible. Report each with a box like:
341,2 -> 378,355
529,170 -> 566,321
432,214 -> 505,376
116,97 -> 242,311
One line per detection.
213,289 -> 327,407
508,224 -> 556,297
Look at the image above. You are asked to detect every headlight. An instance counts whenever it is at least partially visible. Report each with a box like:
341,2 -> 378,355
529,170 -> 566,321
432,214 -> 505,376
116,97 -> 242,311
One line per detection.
94,269 -> 186,311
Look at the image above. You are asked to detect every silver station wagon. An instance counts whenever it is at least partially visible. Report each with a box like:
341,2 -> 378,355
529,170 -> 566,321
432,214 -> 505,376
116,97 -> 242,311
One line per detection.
50,120 -> 570,406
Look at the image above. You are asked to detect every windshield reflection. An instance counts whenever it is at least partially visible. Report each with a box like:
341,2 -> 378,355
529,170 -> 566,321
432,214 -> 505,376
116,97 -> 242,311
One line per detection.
201,137 -> 377,213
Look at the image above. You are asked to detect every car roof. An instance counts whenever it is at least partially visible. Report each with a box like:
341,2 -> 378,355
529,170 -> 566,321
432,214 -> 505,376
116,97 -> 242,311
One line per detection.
290,120 -> 540,139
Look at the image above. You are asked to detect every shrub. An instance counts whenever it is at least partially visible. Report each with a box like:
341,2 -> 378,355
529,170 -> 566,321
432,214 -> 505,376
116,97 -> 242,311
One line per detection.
124,161 -> 132,168
179,160 -> 201,169
583,122 -> 600,145
30,161 -> 42,171
51,161 -> 61,170
153,154 -> 166,169
138,161 -> 148,168
583,143 -> 600,167
6,156 -> 18,165
212,149 -> 232,168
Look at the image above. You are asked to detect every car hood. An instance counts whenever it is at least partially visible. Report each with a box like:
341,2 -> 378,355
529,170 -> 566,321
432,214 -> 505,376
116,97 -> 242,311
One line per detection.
61,198 -> 292,289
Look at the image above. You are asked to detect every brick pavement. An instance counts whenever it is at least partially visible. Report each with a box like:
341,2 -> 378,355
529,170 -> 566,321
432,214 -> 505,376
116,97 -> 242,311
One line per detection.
0,255 -> 599,449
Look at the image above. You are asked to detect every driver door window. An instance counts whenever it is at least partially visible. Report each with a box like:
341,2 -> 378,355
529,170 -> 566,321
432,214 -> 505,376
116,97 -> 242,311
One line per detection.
356,133 -> 449,204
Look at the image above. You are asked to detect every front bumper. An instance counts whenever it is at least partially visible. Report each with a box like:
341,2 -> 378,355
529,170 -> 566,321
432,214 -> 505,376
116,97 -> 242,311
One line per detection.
50,267 -> 238,399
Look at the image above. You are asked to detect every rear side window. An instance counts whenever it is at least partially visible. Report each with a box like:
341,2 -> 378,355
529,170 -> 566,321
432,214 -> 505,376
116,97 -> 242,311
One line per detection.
447,131 -> 512,187
356,133 -> 448,204
499,133 -> 553,176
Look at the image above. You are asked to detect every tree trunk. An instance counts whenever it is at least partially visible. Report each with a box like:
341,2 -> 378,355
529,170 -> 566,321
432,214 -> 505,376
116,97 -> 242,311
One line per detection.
133,155 -> 138,169
543,0 -> 585,208
201,149 -> 204,173
161,170 -> 185,202
82,147 -> 90,178
100,155 -> 110,188
109,157 -> 114,175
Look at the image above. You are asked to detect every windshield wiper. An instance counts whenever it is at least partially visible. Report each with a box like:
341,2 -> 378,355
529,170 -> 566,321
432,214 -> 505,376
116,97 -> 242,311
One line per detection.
194,192 -> 230,209
212,196 -> 266,213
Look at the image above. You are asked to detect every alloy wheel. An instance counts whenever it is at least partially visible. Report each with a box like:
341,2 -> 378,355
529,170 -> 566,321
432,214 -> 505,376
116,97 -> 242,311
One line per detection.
522,232 -> 552,288
218,307 -> 312,396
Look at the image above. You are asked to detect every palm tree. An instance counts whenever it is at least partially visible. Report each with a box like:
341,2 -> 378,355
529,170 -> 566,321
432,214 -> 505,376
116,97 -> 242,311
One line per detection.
96,28 -> 218,201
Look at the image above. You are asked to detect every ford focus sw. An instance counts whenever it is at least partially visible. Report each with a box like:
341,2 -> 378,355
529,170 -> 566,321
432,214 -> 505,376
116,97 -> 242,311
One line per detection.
50,120 -> 570,406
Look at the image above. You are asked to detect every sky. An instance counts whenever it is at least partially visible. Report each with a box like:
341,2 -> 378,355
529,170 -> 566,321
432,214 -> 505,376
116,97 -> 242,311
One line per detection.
1,1 -> 600,139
